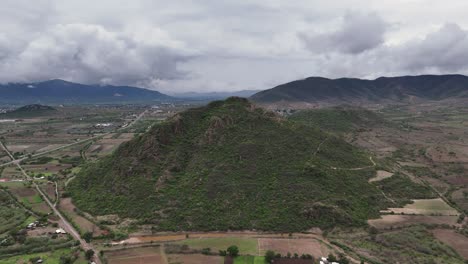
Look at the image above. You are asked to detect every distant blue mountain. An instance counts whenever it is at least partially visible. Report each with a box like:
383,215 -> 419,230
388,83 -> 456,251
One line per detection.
0,79 -> 174,104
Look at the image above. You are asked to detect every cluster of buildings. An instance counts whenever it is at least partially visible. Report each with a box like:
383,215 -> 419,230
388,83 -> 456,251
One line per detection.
26,221 -> 41,229
26,221 -> 67,235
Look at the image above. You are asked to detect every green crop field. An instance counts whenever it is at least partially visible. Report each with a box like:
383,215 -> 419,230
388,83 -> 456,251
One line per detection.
177,237 -> 258,255
233,256 -> 266,264
0,248 -> 88,264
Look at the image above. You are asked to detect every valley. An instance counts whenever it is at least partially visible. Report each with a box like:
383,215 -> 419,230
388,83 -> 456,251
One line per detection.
0,99 -> 466,264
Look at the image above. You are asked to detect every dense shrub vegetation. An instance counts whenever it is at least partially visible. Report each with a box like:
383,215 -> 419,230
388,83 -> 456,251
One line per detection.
69,98 -> 415,231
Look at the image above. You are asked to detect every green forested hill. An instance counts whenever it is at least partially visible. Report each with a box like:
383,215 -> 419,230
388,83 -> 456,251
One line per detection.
1,104 -> 58,118
69,98 -> 412,231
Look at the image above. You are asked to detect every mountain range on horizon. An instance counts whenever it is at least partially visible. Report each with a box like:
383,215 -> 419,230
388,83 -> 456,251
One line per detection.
2,74 -> 468,105
0,79 -> 173,104
251,74 -> 468,106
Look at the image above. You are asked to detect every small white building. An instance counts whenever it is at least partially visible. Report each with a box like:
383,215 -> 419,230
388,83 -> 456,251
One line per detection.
55,228 -> 67,234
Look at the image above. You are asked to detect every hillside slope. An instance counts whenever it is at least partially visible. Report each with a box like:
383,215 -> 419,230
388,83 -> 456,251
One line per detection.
288,106 -> 388,134
251,75 -> 468,105
0,79 -> 173,104
0,104 -> 58,118
69,98 -> 429,231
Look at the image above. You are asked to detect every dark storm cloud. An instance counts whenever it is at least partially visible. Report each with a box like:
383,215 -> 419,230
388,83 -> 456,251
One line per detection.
395,23 -> 468,72
3,0 -> 468,93
299,12 -> 388,54
0,23 -> 195,86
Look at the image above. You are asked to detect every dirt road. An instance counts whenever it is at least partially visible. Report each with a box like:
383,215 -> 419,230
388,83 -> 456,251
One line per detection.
1,140 -> 102,263
0,110 -> 148,168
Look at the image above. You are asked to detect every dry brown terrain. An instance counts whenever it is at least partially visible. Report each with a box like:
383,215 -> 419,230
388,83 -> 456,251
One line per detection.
432,229 -> 468,259
385,198 -> 459,216
106,247 -> 164,264
368,215 -> 459,229
369,170 -> 394,182
258,238 -> 330,256
59,197 -> 104,236
168,254 -> 224,264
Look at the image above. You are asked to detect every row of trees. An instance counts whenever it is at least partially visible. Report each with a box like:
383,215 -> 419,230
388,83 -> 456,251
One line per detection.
265,250 -> 314,263
264,251 -> 350,264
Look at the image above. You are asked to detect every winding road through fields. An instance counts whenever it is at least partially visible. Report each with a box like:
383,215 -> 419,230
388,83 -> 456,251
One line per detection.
0,110 -> 148,263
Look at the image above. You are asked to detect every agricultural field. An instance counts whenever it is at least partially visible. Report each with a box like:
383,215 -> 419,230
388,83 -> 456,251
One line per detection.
59,197 -> 104,236
168,254 -> 224,264
5,182 -> 52,215
258,238 -> 330,257
0,104 -> 190,262
432,229 -> 468,259
331,225 -> 466,264
1,102 -> 468,263
385,198 -> 459,216
104,247 -> 164,264
0,248 -> 87,264
368,215 -> 459,229
177,237 -> 258,255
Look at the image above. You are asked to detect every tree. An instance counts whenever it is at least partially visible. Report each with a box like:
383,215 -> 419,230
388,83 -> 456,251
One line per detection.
227,245 -> 239,257
328,253 -> 337,262
83,232 -> 93,242
59,255 -> 72,264
265,250 -> 276,263
339,254 -> 350,264
85,249 -> 95,260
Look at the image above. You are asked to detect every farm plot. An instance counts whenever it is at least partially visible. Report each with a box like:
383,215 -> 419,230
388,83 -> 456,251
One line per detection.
168,254 -> 224,264
38,182 -> 57,202
258,238 -> 330,257
0,165 -> 25,180
232,256 -> 266,264
0,248 -> 87,264
0,191 -> 29,235
59,197 -> 104,236
368,215 -> 459,229
105,247 -> 164,264
432,229 -> 468,259
24,163 -> 72,175
385,198 -> 459,216
451,188 -> 468,212
177,237 -> 258,255
8,184 -> 52,214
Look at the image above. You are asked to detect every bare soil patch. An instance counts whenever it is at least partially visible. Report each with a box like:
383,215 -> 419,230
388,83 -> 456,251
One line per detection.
106,247 -> 164,264
368,215 -> 458,229
258,238 -> 330,257
369,170 -> 394,182
386,198 -> 459,216
446,175 -> 468,186
168,254 -> 223,264
10,185 -> 36,197
43,183 -> 56,201
452,188 -> 468,212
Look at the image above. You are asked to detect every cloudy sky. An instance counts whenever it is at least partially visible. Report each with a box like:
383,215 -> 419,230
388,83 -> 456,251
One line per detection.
2,0 -> 468,93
